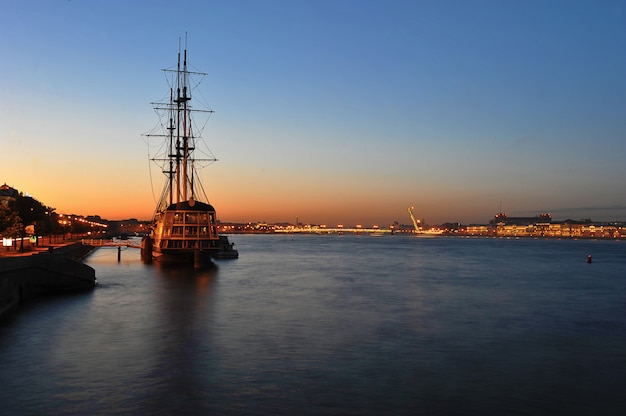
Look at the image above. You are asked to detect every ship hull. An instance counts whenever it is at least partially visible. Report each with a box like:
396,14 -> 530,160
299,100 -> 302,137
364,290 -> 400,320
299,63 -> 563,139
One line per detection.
152,247 -> 215,268
146,200 -> 222,268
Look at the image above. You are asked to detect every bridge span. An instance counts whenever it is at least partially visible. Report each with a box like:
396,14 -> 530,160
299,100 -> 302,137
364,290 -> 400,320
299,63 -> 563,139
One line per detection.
81,239 -> 142,249
274,228 -> 391,234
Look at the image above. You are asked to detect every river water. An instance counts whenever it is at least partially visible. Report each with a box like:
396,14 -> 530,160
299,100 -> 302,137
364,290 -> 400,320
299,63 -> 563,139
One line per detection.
1,234 -> 625,415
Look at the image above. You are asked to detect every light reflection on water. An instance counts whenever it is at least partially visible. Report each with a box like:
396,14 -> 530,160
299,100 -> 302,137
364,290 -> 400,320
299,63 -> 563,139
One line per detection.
1,235 -> 626,415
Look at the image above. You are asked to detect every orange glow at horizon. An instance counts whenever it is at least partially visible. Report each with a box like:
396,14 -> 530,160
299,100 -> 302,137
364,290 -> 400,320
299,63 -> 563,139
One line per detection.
6,166 -> 500,226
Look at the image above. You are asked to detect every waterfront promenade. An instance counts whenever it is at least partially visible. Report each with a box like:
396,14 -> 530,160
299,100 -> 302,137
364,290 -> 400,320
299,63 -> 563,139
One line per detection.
0,236 -> 98,318
0,235 -> 92,257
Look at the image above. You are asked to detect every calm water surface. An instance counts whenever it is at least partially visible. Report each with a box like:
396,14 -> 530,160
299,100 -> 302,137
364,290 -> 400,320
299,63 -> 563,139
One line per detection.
1,235 -> 625,415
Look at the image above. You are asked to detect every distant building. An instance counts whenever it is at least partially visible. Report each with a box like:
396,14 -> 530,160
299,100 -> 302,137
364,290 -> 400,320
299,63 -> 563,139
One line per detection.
0,183 -> 18,207
489,212 -> 552,226
466,213 -> 623,238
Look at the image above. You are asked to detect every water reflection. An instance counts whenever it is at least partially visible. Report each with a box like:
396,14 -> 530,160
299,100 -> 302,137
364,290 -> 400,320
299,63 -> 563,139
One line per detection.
153,262 -> 216,295
142,263 -> 219,414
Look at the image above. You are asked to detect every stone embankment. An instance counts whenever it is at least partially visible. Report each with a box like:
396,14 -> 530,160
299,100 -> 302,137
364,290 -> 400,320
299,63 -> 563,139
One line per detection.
0,242 -> 96,318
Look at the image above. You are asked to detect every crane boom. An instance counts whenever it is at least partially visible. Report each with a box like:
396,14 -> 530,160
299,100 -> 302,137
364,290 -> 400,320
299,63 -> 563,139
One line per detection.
407,207 -> 422,232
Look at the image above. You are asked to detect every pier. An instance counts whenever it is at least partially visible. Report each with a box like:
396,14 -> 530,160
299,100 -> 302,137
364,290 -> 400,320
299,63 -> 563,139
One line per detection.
81,238 -> 141,262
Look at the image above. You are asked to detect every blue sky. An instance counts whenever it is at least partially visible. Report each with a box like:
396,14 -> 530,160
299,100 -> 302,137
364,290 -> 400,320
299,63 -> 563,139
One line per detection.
1,0 -> 625,225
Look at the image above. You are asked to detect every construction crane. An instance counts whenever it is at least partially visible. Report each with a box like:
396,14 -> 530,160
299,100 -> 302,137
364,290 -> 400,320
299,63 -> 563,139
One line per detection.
407,207 -> 422,233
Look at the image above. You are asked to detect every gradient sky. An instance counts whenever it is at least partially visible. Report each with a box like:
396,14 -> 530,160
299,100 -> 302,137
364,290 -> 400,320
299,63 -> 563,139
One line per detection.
1,0 -> 625,226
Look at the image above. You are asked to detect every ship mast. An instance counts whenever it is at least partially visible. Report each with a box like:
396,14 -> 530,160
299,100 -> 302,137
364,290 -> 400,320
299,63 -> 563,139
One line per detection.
174,43 -> 201,204
147,36 -> 217,214
167,88 -> 175,206
175,48 -> 183,204
181,48 -> 190,202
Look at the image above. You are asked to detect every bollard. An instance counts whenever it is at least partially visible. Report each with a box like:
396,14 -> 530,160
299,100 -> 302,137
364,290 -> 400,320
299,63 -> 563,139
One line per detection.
587,254 -> 592,264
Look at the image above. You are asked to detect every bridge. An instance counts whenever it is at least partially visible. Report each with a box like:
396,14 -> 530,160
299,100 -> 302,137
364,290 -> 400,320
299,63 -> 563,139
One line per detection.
81,239 -> 142,249
274,228 -> 392,234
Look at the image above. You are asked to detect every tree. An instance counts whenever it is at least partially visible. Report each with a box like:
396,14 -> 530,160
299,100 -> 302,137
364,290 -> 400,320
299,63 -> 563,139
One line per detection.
4,194 -> 56,250
0,204 -> 23,238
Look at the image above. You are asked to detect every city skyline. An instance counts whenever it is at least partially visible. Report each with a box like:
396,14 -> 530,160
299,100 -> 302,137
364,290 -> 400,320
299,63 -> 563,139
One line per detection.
2,1 -> 625,225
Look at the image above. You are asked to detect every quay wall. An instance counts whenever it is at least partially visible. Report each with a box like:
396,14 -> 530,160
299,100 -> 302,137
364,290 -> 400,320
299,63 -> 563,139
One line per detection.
0,243 -> 96,319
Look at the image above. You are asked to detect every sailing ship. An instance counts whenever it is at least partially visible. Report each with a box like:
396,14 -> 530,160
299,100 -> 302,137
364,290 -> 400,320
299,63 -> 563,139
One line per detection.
141,40 -> 237,266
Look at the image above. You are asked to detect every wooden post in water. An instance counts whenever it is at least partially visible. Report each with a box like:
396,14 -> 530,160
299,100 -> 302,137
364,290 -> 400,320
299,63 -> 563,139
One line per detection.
118,246 -> 121,262
140,236 -> 153,264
